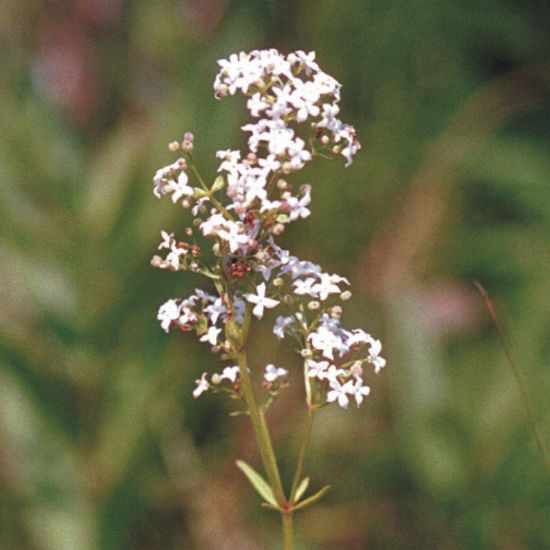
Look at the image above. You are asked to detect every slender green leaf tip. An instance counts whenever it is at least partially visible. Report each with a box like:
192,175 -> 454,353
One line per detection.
294,477 -> 310,503
293,485 -> 331,511
236,459 -> 278,507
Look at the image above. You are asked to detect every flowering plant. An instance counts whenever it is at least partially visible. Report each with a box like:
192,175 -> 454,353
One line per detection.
151,49 -> 385,548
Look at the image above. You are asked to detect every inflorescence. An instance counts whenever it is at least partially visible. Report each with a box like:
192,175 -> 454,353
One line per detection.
152,49 -> 385,411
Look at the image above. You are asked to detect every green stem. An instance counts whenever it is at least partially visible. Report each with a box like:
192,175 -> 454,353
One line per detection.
290,405 -> 315,502
281,514 -> 294,550
236,348 -> 286,502
228,312 -> 294,548
188,159 -> 233,220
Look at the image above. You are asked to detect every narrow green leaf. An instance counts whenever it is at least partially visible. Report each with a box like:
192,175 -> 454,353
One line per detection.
294,477 -> 310,503
292,485 -> 331,511
236,460 -> 278,507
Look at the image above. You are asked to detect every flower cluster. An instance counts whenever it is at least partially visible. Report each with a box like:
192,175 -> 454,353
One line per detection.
152,49 -> 384,410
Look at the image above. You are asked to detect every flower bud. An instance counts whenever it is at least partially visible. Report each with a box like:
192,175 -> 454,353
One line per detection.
340,290 -> 352,301
255,250 -> 267,262
272,223 -> 285,235
307,300 -> 320,310
214,84 -> 228,99
321,135 -> 330,145
277,178 -> 288,190
273,277 -> 284,287
350,362 -> 363,377
211,373 -> 222,385
185,227 -> 193,236
331,305 -> 343,318
150,255 -> 163,268
168,141 -> 180,152
300,348 -> 313,358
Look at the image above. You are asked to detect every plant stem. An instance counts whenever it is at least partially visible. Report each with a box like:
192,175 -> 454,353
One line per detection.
230,319 -> 294,548
187,159 -> 234,220
236,348 -> 286,502
290,405 -> 315,502
225,294 -> 295,548
281,513 -> 294,550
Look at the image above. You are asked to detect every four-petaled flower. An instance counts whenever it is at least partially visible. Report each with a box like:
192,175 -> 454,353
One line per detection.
244,282 -> 280,319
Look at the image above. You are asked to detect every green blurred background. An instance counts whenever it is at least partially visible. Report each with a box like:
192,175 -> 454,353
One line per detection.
1,1 -> 549,548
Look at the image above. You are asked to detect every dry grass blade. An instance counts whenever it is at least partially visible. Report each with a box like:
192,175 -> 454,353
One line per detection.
474,281 -> 549,470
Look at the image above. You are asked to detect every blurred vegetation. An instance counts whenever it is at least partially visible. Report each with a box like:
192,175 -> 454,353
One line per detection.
1,1 -> 549,548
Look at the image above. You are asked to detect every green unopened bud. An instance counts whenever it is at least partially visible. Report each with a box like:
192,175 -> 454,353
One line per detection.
211,175 -> 225,193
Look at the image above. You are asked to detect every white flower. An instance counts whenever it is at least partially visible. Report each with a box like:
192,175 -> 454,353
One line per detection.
247,93 -> 269,117
324,364 -> 346,382
200,213 -> 226,236
345,328 -> 371,347
349,379 -> 371,406
313,273 -> 344,301
264,364 -> 288,382
158,231 -> 175,250
200,326 -> 222,346
244,282 -> 280,319
308,325 -> 347,359
164,247 -> 186,270
193,373 -> 209,398
220,365 -> 240,383
367,338 -> 386,373
293,277 -> 318,296
286,190 -> 311,221
157,299 -> 180,333
217,221 -> 249,253
306,359 -> 330,379
205,298 -> 226,325
326,379 -> 354,409
168,171 -> 194,203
